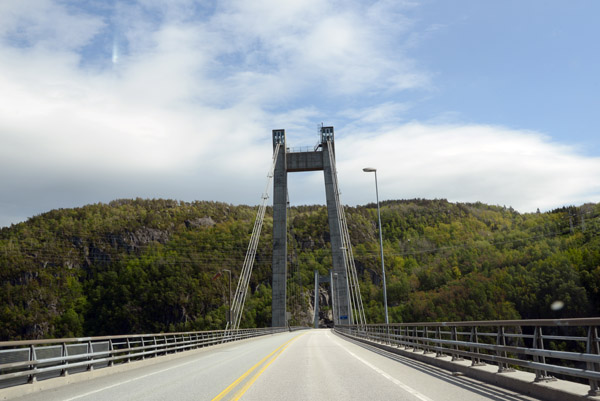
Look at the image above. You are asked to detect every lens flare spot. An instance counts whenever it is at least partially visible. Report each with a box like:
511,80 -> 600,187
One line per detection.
112,40 -> 119,64
551,300 -> 564,311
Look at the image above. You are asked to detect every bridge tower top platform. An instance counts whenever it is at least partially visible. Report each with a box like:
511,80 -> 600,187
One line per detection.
271,127 -> 336,173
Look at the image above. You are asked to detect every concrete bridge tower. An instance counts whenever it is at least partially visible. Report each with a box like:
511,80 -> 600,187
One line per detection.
271,127 -> 350,327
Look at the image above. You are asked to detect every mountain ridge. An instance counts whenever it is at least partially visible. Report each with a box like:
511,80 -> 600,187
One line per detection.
1,198 -> 598,340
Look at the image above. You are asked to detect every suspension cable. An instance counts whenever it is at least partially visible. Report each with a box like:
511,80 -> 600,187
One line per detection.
326,140 -> 367,328
227,143 -> 281,335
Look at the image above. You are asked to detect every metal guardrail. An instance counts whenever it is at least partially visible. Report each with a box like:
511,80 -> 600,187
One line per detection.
335,318 -> 600,396
0,327 -> 295,389
286,145 -> 323,153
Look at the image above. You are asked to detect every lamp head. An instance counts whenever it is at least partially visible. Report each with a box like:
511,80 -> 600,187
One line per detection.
363,167 -> 376,172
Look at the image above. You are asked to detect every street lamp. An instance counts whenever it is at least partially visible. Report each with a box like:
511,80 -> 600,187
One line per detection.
363,167 -> 389,324
223,269 -> 232,326
333,273 -> 340,326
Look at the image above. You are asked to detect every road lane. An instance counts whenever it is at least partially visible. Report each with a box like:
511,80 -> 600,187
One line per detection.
242,330 -> 541,401
7,331 -> 303,401
7,329 -> 542,401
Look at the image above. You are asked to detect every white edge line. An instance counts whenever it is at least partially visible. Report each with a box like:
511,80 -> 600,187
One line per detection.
328,331 -> 434,401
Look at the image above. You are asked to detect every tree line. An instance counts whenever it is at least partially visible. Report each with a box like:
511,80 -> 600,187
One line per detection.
0,198 -> 598,340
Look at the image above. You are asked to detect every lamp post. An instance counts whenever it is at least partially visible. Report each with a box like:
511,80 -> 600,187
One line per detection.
223,269 -> 232,326
334,273 -> 340,326
363,167 -> 389,324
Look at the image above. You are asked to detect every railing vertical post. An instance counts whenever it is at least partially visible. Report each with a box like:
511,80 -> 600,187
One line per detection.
451,326 -> 464,361
60,342 -> 68,376
108,339 -> 114,367
533,326 -> 552,381
587,326 -> 600,396
414,326 -> 422,353
126,338 -> 131,363
28,345 -> 37,383
470,326 -> 484,366
497,326 -> 506,372
496,326 -> 515,373
435,327 -> 443,357
386,324 -> 390,345
532,326 -> 546,382
87,340 -> 94,371
423,326 -> 433,354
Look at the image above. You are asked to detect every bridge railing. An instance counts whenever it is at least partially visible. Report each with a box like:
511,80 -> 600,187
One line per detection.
0,327 -> 290,389
335,318 -> 600,396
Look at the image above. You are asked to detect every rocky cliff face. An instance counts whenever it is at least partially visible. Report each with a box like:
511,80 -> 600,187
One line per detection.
71,227 -> 172,268
306,286 -> 334,328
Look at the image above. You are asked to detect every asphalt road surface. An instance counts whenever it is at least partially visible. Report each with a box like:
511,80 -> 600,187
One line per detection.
7,329 -> 541,401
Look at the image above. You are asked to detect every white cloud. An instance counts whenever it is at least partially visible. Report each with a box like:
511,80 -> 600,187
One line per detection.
335,123 -> 600,212
0,0 -> 598,227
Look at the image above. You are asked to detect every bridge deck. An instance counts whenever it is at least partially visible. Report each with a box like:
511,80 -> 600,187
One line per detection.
2,330 -> 549,401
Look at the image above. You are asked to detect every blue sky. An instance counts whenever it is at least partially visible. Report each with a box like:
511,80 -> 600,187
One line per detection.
409,1 -> 600,153
1,0 -> 599,227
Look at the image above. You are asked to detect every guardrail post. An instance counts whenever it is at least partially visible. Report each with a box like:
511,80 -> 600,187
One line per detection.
399,326 -> 403,347
399,326 -> 406,349
435,327 -> 444,358
126,338 -> 131,363
60,342 -> 68,376
533,326 -> 554,382
108,339 -> 114,367
470,327 -> 485,366
410,327 -> 417,352
496,326 -> 515,373
27,345 -> 37,383
423,326 -> 433,354
586,326 -> 600,396
87,340 -> 94,371
451,326 -> 464,361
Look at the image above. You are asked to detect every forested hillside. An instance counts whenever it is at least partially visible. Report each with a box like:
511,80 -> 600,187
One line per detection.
1,198 -> 599,340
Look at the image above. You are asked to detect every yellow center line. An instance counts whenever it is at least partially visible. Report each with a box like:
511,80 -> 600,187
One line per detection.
231,334 -> 303,400
211,332 -> 306,401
